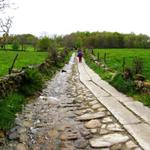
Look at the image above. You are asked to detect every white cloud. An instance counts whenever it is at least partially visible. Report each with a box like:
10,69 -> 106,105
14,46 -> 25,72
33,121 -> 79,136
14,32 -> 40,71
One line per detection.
6,0 -> 150,36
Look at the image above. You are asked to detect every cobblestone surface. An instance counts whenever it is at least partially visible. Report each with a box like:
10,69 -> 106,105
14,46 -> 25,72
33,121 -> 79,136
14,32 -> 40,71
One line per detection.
0,55 -> 142,150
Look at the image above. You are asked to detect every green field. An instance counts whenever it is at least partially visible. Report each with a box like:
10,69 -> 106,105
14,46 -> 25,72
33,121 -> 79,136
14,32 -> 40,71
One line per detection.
94,49 -> 150,80
0,51 -> 48,77
0,44 -> 35,52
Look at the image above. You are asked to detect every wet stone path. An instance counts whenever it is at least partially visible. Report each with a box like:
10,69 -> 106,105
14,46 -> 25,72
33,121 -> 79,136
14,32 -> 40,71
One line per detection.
1,55 -> 142,150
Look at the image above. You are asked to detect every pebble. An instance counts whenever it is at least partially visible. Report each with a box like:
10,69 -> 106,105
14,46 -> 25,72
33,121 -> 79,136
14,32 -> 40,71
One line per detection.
74,138 -> 88,149
60,132 -> 78,140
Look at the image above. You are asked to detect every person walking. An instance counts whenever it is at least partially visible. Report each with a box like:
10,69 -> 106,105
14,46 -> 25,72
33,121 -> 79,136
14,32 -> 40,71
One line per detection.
77,49 -> 83,63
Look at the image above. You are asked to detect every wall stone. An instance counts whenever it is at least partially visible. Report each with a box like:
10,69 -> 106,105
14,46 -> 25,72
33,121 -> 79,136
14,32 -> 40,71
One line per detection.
0,72 -> 24,98
0,60 -> 51,98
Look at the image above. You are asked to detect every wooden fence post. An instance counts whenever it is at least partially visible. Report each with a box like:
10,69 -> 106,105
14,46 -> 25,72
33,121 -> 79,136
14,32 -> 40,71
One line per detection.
122,57 -> 126,73
9,54 -> 18,74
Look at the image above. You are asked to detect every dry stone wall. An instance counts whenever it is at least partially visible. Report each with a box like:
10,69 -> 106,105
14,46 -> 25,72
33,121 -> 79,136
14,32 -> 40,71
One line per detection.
0,72 -> 24,98
0,60 -> 51,98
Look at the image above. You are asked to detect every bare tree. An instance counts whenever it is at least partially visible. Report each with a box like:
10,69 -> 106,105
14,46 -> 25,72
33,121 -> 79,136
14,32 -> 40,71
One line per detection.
0,0 -> 10,12
0,16 -> 13,49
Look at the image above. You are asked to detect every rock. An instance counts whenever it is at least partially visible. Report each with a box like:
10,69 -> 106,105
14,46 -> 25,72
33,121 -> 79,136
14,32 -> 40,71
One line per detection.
59,132 -> 78,140
111,143 -> 122,150
0,130 -> 5,138
123,140 -> 138,149
76,112 -> 105,121
90,128 -> 97,134
61,141 -> 74,149
22,120 -> 32,128
102,117 -> 113,123
91,104 -> 101,109
8,132 -> 19,140
17,127 -> 27,134
16,143 -> 27,150
19,133 -> 28,143
85,119 -> 101,129
89,133 -> 129,148
89,100 -> 98,105
134,147 -> 142,150
74,138 -> 88,149
80,128 -> 92,139
100,129 -> 110,135
30,127 -> 37,134
107,123 -> 124,132
98,107 -> 106,112
48,129 -> 58,138
101,124 -> 107,129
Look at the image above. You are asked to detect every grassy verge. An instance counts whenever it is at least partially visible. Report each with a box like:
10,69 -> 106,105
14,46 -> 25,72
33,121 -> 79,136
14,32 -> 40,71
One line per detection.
84,49 -> 150,107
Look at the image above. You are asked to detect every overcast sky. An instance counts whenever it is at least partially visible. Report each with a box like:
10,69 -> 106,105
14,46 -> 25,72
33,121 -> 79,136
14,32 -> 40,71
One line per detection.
2,0 -> 150,36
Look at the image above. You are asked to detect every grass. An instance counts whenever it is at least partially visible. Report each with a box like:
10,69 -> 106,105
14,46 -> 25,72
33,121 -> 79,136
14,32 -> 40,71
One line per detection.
0,92 -> 25,130
0,51 -> 48,77
94,48 -> 150,80
1,44 -> 36,51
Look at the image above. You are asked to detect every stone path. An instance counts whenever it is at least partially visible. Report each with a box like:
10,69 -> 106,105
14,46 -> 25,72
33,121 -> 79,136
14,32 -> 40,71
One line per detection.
78,59 -> 150,150
0,53 -> 146,149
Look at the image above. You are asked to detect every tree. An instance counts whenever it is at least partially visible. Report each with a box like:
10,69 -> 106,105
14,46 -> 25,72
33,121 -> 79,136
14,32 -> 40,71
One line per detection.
0,0 -> 10,11
0,16 -> 13,50
38,36 -> 51,51
12,39 -> 19,50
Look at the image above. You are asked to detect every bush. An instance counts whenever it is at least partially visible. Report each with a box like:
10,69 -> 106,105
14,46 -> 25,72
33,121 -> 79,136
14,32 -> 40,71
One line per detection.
132,57 -> 144,74
12,41 -> 20,51
0,92 -> 25,130
20,68 -> 43,96
110,73 -> 136,94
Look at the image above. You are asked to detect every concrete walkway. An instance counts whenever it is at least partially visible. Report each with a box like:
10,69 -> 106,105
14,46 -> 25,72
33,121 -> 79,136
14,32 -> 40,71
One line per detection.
78,59 -> 150,150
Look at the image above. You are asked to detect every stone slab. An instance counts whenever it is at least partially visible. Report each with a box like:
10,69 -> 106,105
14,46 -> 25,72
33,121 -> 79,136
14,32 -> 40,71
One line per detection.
82,60 -> 131,99
124,101 -> 150,125
89,133 -> 129,148
84,80 -> 110,97
97,96 -> 140,125
115,96 -> 133,103
78,63 -> 91,81
124,123 -> 150,150
76,112 -> 105,121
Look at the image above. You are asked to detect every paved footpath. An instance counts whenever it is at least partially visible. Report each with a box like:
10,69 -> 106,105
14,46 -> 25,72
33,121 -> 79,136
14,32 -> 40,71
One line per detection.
78,58 -> 150,150
1,53 -> 149,150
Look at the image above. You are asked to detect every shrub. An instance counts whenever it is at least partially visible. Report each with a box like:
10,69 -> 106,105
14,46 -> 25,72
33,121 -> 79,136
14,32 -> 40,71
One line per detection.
20,68 -> 43,96
12,40 -> 20,51
132,57 -> 144,74
110,73 -> 136,94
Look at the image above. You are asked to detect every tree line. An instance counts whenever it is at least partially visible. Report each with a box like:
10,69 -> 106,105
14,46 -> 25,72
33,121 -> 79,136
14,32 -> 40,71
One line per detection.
62,31 -> 150,49
1,31 -> 150,51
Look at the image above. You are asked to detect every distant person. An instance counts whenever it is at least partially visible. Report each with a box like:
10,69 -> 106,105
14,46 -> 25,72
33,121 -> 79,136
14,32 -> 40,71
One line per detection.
77,49 -> 83,63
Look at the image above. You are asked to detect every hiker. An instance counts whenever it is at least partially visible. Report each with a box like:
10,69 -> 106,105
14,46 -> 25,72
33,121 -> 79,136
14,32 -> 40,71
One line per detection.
77,49 -> 83,63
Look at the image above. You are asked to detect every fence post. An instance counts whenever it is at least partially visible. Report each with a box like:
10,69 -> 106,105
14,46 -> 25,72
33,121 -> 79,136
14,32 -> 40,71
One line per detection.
104,52 -> 106,64
122,57 -> 126,73
9,54 -> 18,74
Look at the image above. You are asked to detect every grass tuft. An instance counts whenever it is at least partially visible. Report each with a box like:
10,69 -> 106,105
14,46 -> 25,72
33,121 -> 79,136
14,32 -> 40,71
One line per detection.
0,92 -> 25,130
